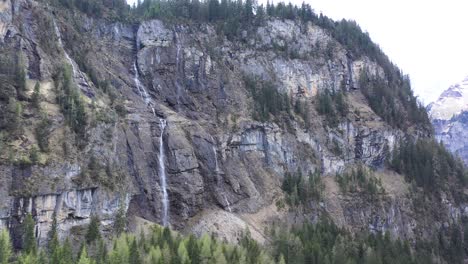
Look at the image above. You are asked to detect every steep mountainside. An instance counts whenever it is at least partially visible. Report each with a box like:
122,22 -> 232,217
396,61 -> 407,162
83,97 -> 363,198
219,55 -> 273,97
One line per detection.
429,76 -> 468,164
0,0 -> 467,261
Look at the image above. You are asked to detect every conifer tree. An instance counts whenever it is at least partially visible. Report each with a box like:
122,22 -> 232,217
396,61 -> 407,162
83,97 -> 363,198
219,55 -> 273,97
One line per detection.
161,242 -> 172,264
200,234 -> 212,261
186,234 -> 201,264
148,246 -> 162,264
86,215 -> 101,244
77,246 -> 91,264
129,239 -> 141,264
0,229 -> 12,264
114,201 -> 127,235
32,82 -> 41,109
23,214 -> 37,255
61,238 -> 74,264
95,238 -> 108,264
37,250 -> 48,264
177,241 -> 191,264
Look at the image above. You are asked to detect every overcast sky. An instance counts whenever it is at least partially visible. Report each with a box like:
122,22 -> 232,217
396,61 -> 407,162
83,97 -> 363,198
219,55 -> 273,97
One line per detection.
289,0 -> 468,104
127,0 -> 468,104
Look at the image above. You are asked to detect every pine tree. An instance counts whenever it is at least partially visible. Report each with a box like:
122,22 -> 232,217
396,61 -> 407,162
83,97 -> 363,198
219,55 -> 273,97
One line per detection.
23,214 -> 37,255
177,241 -> 191,264
186,234 -> 201,264
86,215 -> 101,244
32,82 -> 41,109
129,239 -> 141,264
200,234 -> 212,261
0,229 -> 12,264
17,252 -> 38,264
61,238 -> 74,264
77,246 -> 91,264
147,246 -> 162,264
37,250 -> 48,264
114,201 -> 127,235
48,213 -> 60,261
15,58 -> 27,93
278,254 -> 286,264
161,242 -> 172,264
96,238 -> 108,264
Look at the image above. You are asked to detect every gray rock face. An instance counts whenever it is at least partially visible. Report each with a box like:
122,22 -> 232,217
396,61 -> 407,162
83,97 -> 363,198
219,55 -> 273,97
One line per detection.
0,2 -> 460,248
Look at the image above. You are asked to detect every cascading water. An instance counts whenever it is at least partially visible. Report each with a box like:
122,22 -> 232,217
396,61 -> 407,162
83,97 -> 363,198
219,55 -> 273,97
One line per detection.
133,61 -> 151,106
133,38 -> 156,116
174,29 -> 183,109
159,119 -> 169,226
211,136 -> 233,213
53,19 -> 76,75
53,19 -> 89,87
224,195 -> 232,213
134,38 -> 168,225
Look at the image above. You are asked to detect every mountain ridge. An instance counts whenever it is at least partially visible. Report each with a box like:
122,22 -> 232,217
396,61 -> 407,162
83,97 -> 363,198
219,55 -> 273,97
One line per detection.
0,0 -> 466,262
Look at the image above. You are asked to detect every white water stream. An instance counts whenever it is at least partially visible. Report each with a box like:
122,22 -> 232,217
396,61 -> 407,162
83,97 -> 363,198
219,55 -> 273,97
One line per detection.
159,119 -> 169,226
53,19 -> 89,87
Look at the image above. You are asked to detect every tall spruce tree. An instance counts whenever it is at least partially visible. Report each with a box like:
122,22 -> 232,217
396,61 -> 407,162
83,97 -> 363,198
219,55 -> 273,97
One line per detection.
23,214 -> 37,255
0,229 -> 12,264
85,215 -> 101,244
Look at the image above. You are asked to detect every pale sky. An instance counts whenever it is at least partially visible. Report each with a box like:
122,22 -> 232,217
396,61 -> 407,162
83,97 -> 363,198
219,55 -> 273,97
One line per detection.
289,0 -> 468,105
127,0 -> 468,104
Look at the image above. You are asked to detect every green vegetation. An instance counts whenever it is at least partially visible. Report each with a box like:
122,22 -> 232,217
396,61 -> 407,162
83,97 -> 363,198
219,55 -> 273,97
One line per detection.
270,219 -> 432,264
282,170 -> 323,206
316,89 -> 348,127
114,202 -> 127,236
4,221 -> 273,263
76,156 -> 126,190
85,215 -> 101,244
244,75 -> 314,128
15,57 -> 27,95
335,165 -> 384,199
4,97 -> 23,134
293,98 -> 311,129
359,73 -> 430,130
390,138 -> 468,196
244,75 -> 291,122
48,0 -> 430,130
4,213 -> 468,263
0,229 -> 12,264
54,65 -> 87,143
32,82 -> 41,109
22,214 -> 37,255
35,115 -> 52,152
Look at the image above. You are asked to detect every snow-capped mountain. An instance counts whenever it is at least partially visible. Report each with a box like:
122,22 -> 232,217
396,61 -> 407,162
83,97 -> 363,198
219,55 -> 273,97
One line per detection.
429,75 -> 468,164
428,76 -> 468,120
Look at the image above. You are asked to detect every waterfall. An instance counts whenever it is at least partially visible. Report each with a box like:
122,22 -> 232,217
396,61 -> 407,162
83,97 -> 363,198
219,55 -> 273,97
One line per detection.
224,195 -> 232,213
134,41 -> 156,116
212,145 -> 219,173
159,119 -> 169,226
53,19 -> 89,87
174,29 -> 183,109
133,61 -> 150,105
211,136 -> 233,213
134,35 -> 168,225
53,19 -> 75,75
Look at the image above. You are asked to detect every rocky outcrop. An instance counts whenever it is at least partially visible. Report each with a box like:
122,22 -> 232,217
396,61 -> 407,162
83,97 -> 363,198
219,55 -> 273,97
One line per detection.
0,0 -> 459,249
429,76 -> 468,164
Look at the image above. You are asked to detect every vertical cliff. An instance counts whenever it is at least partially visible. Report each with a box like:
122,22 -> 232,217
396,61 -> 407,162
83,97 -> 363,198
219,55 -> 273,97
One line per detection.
0,0 -> 465,255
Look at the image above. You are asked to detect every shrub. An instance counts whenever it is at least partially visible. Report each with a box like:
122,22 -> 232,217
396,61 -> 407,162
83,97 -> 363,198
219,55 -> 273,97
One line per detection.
35,116 -> 52,152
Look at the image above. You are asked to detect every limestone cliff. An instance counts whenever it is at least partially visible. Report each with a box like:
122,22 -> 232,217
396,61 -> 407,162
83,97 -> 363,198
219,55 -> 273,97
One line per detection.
0,0 -> 464,251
